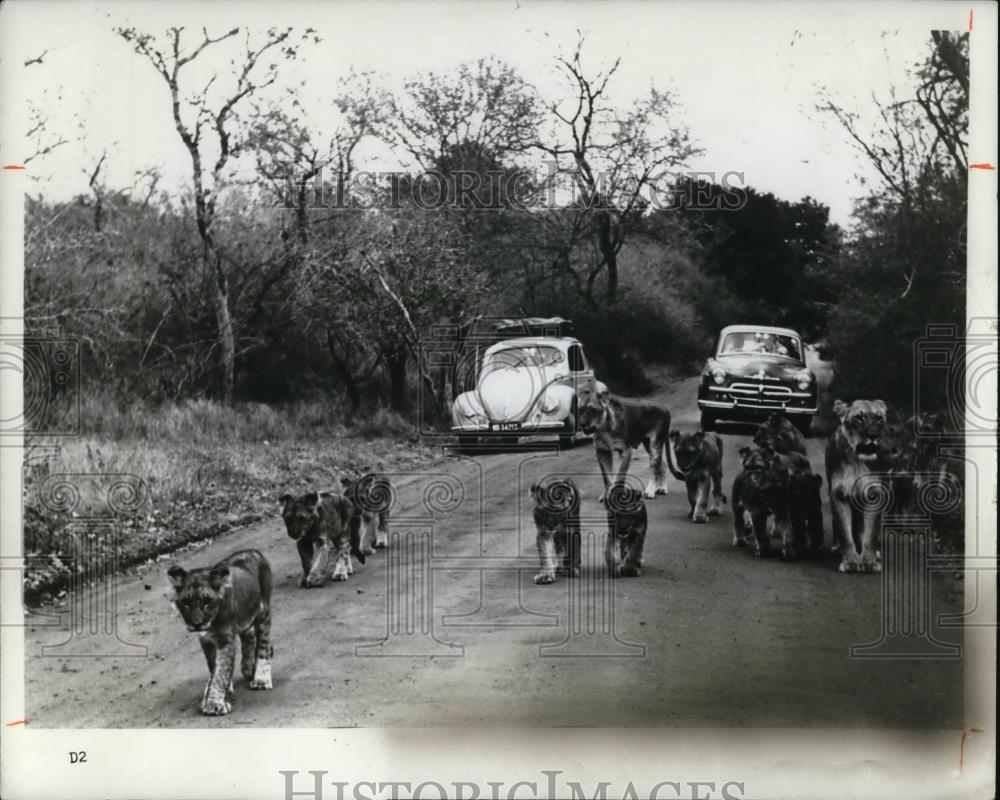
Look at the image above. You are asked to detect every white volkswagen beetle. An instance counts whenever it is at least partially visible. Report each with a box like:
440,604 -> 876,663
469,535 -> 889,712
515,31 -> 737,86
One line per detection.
451,336 -> 596,447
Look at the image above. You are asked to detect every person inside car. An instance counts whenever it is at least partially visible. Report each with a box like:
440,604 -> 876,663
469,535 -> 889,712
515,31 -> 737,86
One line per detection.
744,333 -> 766,353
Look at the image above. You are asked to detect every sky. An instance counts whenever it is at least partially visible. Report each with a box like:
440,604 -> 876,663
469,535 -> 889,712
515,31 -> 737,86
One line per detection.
2,0 -> 969,228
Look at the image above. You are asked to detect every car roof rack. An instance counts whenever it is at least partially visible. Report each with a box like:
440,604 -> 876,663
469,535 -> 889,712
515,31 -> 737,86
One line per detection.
446,315 -> 575,344
492,317 -> 574,338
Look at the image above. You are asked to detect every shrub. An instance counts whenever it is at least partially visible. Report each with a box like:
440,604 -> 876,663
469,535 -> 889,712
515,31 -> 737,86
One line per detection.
353,406 -> 417,440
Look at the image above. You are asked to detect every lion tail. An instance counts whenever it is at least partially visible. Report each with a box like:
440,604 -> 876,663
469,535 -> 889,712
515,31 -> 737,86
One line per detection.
663,417 -> 686,482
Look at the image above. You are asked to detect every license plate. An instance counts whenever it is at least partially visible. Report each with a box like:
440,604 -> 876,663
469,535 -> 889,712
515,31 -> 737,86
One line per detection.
489,422 -> 521,432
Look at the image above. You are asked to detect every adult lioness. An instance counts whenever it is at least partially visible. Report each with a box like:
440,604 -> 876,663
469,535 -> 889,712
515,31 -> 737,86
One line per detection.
530,478 -> 581,585
340,473 -> 393,554
825,398 -> 889,574
167,548 -> 274,716
576,379 -> 685,500
279,490 -> 366,586
753,412 -> 807,455
669,429 -> 727,522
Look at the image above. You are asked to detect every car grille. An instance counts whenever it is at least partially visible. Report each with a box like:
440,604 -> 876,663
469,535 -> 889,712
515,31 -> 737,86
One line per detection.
728,382 -> 794,399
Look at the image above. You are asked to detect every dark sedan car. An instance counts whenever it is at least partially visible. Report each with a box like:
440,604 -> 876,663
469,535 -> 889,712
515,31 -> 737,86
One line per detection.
697,324 -> 817,434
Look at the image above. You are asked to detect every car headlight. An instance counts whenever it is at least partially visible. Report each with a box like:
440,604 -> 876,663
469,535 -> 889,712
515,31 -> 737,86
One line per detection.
794,370 -> 812,391
539,394 -> 558,414
711,367 -> 727,386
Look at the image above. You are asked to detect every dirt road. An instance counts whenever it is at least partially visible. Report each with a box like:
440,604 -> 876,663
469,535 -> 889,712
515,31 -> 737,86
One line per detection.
24,371 -> 963,728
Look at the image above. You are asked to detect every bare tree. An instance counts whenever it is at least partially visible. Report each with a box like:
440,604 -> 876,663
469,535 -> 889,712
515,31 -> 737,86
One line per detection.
23,52 -> 80,166
527,36 -> 700,377
537,36 -> 700,309
250,71 -> 391,245
915,31 -> 968,174
244,72 -> 392,411
285,212 -> 476,413
354,214 -> 477,411
116,25 -> 317,402
817,32 -> 968,298
391,57 -> 541,171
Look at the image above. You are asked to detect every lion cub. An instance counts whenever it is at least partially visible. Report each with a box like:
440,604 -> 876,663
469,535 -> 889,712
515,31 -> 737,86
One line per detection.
732,446 -> 822,560
167,548 -> 274,716
753,412 -> 808,455
279,490 -> 366,587
340,473 -> 393,554
530,478 -> 581,584
605,483 -> 648,577
669,429 -> 727,523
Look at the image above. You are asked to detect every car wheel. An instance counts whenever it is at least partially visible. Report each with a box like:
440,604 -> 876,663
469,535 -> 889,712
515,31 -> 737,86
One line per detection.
794,417 -> 812,437
700,411 -> 716,431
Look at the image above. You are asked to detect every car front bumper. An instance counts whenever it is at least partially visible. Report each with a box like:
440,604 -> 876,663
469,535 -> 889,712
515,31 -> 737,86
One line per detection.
698,399 -> 817,416
698,384 -> 817,417
451,420 -> 568,434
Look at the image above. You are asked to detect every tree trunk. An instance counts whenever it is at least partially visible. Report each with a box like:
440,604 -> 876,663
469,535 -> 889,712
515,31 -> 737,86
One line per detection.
205,242 -> 235,404
595,209 -> 619,305
326,330 -> 363,413
212,275 -> 236,404
295,181 -> 310,245
386,350 -> 408,412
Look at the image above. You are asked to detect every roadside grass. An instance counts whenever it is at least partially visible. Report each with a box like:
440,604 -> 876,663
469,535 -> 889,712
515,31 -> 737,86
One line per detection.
23,394 -> 445,604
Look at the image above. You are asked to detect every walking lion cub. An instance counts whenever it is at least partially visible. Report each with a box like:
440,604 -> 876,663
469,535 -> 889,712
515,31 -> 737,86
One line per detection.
279,490 -> 366,587
530,478 -> 581,585
167,548 -> 274,716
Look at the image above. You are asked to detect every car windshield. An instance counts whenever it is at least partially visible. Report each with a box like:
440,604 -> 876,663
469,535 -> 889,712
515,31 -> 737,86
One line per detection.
719,331 -> 802,360
483,345 -> 565,371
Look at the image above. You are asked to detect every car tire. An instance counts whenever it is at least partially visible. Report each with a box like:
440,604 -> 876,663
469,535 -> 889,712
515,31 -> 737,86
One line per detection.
700,411 -> 716,431
794,417 -> 812,438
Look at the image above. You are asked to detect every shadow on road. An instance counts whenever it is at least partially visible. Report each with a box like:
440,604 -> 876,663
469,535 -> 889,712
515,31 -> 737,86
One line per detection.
448,435 -> 594,456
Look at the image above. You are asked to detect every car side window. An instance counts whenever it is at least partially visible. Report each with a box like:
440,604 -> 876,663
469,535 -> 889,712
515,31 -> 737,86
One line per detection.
568,345 -> 586,372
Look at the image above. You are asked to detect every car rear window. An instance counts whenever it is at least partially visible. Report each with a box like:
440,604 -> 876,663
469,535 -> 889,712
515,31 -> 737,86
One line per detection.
484,346 -> 565,370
